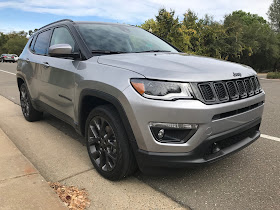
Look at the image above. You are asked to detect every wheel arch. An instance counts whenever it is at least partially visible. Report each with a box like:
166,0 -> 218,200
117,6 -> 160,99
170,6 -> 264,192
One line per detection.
78,89 -> 137,144
17,76 -> 25,90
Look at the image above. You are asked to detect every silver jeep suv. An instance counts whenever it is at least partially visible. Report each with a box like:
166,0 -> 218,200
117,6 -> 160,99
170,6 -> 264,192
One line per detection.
17,19 -> 265,180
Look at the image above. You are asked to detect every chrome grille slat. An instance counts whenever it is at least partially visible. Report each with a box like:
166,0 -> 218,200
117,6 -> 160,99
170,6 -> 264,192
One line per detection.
197,76 -> 261,104
251,77 -> 259,94
244,79 -> 254,96
214,82 -> 228,101
226,81 -> 239,100
198,83 -> 215,102
236,80 -> 247,98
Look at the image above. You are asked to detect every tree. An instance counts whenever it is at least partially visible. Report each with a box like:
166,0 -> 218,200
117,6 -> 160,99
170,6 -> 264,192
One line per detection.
141,9 -> 189,51
140,19 -> 157,33
0,33 -> 9,54
28,29 -> 38,36
199,19 -> 228,59
182,10 -> 201,52
0,31 -> 28,56
268,0 -> 280,32
3,36 -> 28,56
139,9 -> 279,71
224,10 -> 279,71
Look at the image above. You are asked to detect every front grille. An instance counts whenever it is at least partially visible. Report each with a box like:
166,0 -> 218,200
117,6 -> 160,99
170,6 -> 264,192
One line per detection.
196,76 -> 262,104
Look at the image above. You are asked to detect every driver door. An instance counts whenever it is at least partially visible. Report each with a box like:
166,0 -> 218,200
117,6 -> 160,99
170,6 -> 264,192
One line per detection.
38,26 -> 80,122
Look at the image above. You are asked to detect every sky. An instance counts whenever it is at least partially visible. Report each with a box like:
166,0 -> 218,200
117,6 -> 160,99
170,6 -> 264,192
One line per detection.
0,0 -> 273,33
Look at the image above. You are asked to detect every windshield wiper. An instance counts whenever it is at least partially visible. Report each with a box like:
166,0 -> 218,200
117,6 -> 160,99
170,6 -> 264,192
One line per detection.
91,50 -> 126,54
135,50 -> 171,53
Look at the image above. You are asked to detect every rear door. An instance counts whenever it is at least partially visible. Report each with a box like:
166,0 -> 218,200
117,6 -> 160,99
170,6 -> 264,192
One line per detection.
25,30 -> 52,101
34,26 -> 80,123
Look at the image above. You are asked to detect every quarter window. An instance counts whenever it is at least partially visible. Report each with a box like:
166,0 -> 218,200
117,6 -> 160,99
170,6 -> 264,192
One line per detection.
29,37 -> 35,51
33,30 -> 52,55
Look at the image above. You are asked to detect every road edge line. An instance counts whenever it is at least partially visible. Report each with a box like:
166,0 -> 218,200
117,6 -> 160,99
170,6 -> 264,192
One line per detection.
0,69 -> 16,75
261,134 -> 280,142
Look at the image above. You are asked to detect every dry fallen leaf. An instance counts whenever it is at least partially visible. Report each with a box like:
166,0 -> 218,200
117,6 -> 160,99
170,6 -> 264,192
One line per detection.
49,182 -> 90,210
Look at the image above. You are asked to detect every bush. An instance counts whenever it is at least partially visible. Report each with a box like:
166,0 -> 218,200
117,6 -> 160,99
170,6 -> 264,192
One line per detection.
267,72 -> 280,79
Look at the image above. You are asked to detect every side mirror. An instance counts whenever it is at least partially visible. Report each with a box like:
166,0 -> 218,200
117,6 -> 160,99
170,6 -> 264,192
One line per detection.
49,44 -> 73,57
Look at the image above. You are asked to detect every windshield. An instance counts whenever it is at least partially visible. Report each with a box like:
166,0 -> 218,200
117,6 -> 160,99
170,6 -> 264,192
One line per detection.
76,23 -> 178,53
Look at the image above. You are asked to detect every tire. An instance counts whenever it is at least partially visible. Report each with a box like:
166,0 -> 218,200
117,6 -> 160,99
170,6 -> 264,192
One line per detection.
20,83 -> 43,122
85,105 -> 137,180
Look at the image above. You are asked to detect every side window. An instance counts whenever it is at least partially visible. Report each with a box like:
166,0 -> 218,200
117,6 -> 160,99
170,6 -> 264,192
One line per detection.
34,30 -> 52,55
50,27 -> 78,53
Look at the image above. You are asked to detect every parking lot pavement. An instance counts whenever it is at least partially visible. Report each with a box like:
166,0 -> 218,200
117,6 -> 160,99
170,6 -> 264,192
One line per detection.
258,79 -> 280,138
0,62 -> 280,209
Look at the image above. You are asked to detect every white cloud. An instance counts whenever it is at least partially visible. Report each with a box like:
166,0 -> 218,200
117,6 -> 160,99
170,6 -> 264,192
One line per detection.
0,0 -> 273,24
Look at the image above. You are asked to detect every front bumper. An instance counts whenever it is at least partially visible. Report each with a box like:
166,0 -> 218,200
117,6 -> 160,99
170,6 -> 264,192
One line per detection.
122,86 -> 265,153
132,117 -> 261,170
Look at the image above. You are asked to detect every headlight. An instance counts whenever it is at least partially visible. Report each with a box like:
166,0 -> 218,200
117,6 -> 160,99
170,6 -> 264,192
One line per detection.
130,79 -> 194,100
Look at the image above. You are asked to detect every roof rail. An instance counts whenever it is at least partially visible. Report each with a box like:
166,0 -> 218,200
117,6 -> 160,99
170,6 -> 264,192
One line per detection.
38,19 -> 74,30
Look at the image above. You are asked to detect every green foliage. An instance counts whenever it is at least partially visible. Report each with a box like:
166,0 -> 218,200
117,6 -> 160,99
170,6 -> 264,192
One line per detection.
224,10 -> 279,71
268,0 -> 280,32
140,19 -> 157,33
267,72 -> 280,79
140,8 -> 280,72
0,31 -> 28,56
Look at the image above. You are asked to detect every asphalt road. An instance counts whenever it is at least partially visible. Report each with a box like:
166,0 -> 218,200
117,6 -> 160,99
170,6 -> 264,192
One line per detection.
0,62 -> 279,210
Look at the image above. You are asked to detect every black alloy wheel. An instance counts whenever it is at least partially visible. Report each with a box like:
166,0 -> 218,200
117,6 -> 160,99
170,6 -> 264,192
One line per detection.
19,83 -> 43,122
85,105 -> 137,180
88,116 -> 118,172
20,84 -> 31,118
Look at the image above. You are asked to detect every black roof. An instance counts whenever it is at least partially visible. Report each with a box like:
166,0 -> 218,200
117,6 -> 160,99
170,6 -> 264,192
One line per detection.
38,19 -> 132,31
38,19 -> 73,30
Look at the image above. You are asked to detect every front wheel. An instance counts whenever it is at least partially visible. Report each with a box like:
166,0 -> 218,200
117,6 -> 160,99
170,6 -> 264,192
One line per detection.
85,105 -> 137,180
20,83 -> 43,122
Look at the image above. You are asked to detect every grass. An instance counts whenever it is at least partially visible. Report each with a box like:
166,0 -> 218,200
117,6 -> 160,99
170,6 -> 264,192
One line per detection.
267,72 -> 280,79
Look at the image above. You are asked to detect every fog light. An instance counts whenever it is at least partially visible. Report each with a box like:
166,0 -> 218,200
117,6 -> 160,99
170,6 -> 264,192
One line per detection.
148,122 -> 198,129
158,129 -> 165,139
149,122 -> 198,144
212,142 -> 221,153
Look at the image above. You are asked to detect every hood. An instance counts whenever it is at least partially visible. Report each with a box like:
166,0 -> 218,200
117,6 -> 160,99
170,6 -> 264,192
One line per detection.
97,53 -> 256,82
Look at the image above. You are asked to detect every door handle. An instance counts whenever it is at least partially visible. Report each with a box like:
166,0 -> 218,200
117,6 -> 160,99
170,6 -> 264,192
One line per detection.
42,62 -> 50,68
26,58 -> 30,63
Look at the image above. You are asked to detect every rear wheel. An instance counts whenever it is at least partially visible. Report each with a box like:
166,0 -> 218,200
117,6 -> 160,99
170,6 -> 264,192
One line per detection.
20,83 -> 43,122
85,105 -> 137,180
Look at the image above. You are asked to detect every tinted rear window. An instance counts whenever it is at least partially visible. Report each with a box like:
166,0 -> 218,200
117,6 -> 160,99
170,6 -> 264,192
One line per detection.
34,30 -> 52,55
